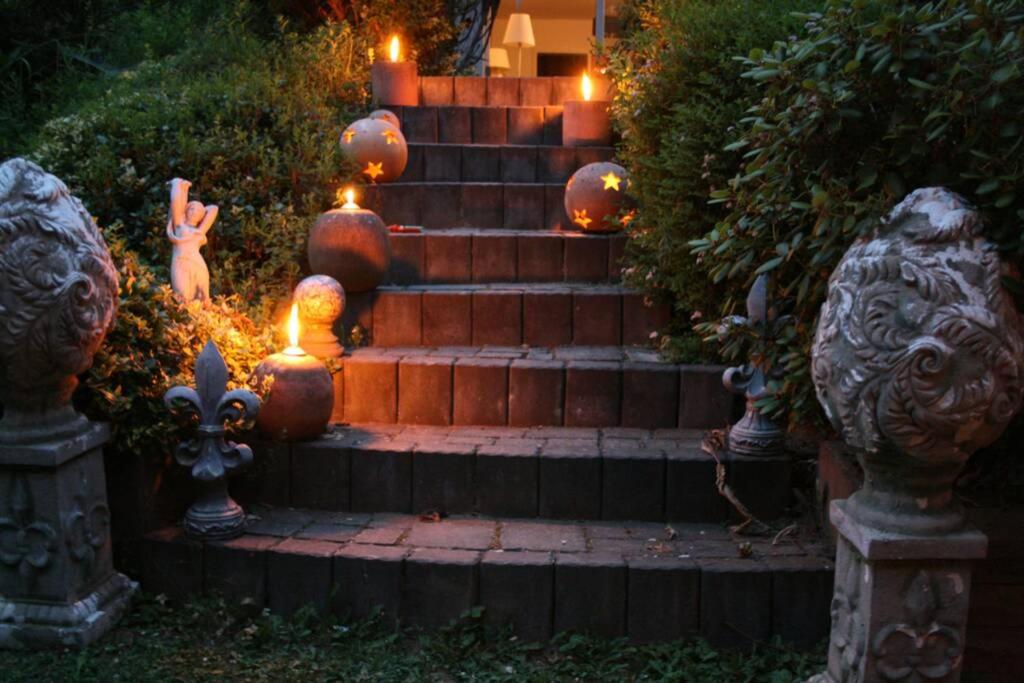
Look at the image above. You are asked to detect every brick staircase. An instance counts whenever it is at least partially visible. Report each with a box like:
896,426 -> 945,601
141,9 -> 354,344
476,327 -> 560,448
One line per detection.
142,76 -> 828,648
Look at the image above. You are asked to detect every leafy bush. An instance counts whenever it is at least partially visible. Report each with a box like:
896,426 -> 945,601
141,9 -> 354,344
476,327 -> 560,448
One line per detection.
693,0 -> 1024,422
606,0 -> 816,359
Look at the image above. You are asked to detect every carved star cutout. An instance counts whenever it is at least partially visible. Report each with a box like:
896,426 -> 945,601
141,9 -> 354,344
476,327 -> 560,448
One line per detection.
343,129 -> 357,144
573,209 -> 592,229
382,129 -> 399,145
601,172 -> 622,191
364,161 -> 384,180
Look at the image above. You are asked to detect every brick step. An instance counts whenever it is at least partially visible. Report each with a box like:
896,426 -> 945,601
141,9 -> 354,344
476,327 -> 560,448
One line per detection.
362,182 -> 576,230
345,284 -> 667,348
397,143 -> 615,184
142,508 -> 832,646
415,75 -> 613,108
330,347 -> 736,430
388,104 -> 570,145
384,229 -> 627,285
235,425 -> 792,523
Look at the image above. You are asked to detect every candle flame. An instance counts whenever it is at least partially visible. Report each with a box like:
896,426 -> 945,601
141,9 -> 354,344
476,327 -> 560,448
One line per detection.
389,35 -> 400,63
341,187 -> 359,209
581,73 -> 593,102
288,303 -> 300,348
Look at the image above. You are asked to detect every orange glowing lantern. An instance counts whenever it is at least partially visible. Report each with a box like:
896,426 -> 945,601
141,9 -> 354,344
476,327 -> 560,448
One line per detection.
370,34 -> 418,106
564,161 -> 630,233
340,117 -> 408,183
389,35 -> 401,63
581,72 -> 593,102
562,73 -> 611,147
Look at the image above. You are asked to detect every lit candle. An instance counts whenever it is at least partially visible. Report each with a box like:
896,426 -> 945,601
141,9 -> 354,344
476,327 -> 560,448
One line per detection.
308,189 -> 391,293
370,34 -> 419,107
562,72 -> 611,147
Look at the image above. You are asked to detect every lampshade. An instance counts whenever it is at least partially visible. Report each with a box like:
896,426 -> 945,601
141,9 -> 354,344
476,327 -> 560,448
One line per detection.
489,47 -> 511,70
503,13 -> 536,47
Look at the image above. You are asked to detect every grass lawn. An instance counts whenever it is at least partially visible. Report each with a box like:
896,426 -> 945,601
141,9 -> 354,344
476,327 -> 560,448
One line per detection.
0,594 -> 825,682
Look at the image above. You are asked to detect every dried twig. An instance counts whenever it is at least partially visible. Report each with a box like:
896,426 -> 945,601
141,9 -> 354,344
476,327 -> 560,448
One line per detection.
702,428 -> 772,536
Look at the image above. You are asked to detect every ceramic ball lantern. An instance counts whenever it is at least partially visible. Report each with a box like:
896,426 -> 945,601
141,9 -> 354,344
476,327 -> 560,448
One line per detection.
564,161 -> 630,233
369,109 -> 401,130
340,117 -> 407,183
295,274 -> 346,359
308,189 -> 392,293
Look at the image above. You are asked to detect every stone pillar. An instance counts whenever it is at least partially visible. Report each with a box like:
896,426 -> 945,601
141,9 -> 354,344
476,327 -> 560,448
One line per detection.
0,159 -> 135,648
809,188 -> 1024,682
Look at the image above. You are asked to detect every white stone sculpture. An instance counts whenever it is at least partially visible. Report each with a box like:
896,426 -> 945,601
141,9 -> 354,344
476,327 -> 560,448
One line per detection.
167,178 -> 217,302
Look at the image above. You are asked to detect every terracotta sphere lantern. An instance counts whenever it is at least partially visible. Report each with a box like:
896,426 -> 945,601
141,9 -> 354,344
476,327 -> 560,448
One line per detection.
308,188 -> 392,293
340,117 -> 408,183
253,304 -> 334,442
564,161 -> 630,233
369,109 -> 401,130
295,274 -> 346,359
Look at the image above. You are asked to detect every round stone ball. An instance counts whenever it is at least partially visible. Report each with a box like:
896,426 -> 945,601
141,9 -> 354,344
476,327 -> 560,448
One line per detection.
308,207 -> 392,293
340,117 -> 408,183
253,352 -> 334,442
369,109 -> 401,130
295,275 -> 346,328
564,161 -> 630,233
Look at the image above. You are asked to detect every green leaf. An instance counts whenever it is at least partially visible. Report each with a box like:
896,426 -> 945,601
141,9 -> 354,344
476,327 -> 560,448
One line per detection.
976,178 -> 1000,195
754,257 -> 784,275
906,77 -> 935,90
991,64 -> 1020,83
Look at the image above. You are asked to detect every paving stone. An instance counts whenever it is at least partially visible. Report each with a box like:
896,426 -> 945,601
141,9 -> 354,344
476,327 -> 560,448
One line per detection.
472,233 -> 517,282
382,183 -> 421,227
234,440 -> 291,507
726,453 -> 792,522
423,144 -> 461,182
699,559 -> 773,648
420,182 -> 461,228
523,291 -> 572,347
554,553 -> 627,638
508,107 -> 545,145
543,106 -> 564,145
509,359 -> 565,427
504,184 -> 545,230
350,442 -> 412,512
500,146 -> 537,182
769,556 -> 834,648
420,76 -> 454,105
500,521 -> 585,552
536,147 -> 575,183
291,439 -> 350,510
679,365 -> 737,429
343,355 -> 398,423
142,528 -> 203,602
437,106 -> 470,143
399,144 -> 424,182
462,183 -> 504,227
205,535 -> 279,604
403,548 -> 480,628
472,290 -> 522,345
453,76 -> 487,105
564,236 -> 609,282
622,362 -> 679,429
267,538 -> 337,617
487,78 -> 519,106
565,361 -> 622,427
539,450 -> 602,519
454,357 -> 509,426
245,507 -> 313,537
576,146 -> 615,167
626,555 -> 700,642
572,291 -> 622,346
476,450 -> 538,516
406,518 -> 495,549
398,356 -> 453,426
622,294 -> 671,345
471,107 -> 507,144
518,78 -> 552,106
461,146 -> 501,182
351,513 -> 414,544
373,291 -> 422,346
517,233 -> 563,281
550,77 -> 578,105
602,448 -> 665,521
332,544 -> 407,625
608,235 -> 626,282
402,106 -> 438,143
544,183 -> 569,230
422,291 -> 472,346
665,448 -> 727,522
424,232 -> 471,283
481,550 -> 554,641
388,233 -> 425,284
411,443 -> 475,512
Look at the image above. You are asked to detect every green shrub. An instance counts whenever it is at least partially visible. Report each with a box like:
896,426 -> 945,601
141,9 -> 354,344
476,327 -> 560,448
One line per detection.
606,0 -> 816,359
693,0 -> 1024,423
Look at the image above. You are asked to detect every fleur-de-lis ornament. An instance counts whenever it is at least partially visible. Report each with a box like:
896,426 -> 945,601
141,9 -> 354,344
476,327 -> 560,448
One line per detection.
0,475 -> 57,583
164,340 -> 260,540
65,469 -> 110,578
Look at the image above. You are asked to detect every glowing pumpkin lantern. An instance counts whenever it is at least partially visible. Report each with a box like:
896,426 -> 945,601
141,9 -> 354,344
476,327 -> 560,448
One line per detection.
564,161 -> 630,233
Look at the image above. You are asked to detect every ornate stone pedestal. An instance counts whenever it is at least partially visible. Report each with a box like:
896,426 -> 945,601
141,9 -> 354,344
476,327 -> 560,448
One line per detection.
0,424 -> 136,649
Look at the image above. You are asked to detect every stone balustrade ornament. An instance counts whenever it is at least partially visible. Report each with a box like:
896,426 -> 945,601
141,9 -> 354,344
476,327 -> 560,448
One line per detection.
809,187 -> 1024,683
164,340 -> 260,540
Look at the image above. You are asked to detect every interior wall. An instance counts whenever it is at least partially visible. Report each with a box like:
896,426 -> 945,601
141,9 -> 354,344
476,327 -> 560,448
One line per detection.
492,18 -> 595,77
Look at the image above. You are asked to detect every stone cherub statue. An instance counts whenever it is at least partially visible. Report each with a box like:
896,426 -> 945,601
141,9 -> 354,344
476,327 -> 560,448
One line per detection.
167,178 -> 218,302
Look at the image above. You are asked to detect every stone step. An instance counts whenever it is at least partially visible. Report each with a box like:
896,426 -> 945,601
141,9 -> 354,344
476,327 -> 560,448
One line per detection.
234,425 -> 792,523
343,284 -> 667,348
142,507 -> 832,646
362,182 -> 575,230
414,75 -> 613,108
397,143 -> 615,184
389,104 -> 568,145
384,229 -> 627,285
329,347 -> 736,431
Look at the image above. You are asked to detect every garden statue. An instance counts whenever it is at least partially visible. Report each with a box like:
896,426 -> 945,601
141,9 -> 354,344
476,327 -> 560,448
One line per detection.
167,177 -> 218,302
0,158 -> 135,648
809,188 -> 1024,682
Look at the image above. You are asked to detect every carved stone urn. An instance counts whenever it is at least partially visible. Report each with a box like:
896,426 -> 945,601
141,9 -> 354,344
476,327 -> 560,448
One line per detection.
809,188 -> 1024,682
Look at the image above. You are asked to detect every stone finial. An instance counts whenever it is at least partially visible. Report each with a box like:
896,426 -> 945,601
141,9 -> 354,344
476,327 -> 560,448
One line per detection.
295,274 -> 346,359
164,340 -> 259,539
811,187 -> 1024,533
0,158 -> 119,443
